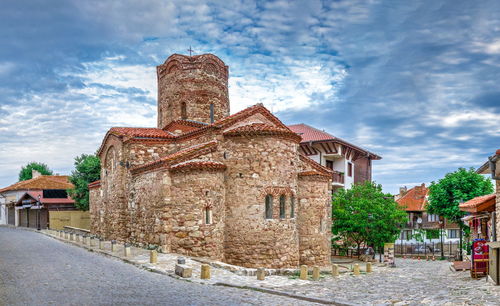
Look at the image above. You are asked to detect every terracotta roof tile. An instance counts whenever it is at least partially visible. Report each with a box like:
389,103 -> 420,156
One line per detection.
396,184 -> 428,212
299,154 -> 334,176
163,120 -> 206,135
223,123 -> 302,142
459,194 -> 496,213
170,160 -> 226,173
288,123 -> 381,160
88,180 -> 101,189
0,176 -> 74,193
109,127 -> 174,139
23,191 -> 75,205
130,141 -> 218,175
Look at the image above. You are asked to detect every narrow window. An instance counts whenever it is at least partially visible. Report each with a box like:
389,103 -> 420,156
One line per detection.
290,196 -> 295,218
265,195 -> 273,219
181,102 -> 187,120
205,208 -> 212,225
279,195 -> 286,219
347,162 -> 353,177
210,103 -> 214,123
326,160 -> 334,169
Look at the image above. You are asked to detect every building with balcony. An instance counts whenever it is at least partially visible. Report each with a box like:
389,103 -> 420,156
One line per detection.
287,123 -> 381,192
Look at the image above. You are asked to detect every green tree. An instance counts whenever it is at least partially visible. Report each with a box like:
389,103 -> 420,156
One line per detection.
332,181 -> 407,256
427,168 -> 493,259
18,162 -> 53,181
67,154 -> 101,211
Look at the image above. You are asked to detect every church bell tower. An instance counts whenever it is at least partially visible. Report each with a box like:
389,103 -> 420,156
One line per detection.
156,53 -> 230,129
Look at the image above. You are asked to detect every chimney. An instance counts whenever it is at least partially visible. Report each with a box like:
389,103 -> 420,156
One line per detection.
399,186 -> 407,196
32,169 -> 42,179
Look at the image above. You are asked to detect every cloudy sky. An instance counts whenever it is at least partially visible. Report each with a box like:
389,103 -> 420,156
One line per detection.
1,0 -> 499,193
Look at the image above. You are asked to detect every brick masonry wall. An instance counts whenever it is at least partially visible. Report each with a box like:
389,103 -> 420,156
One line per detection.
157,54 -> 229,128
222,135 -> 300,268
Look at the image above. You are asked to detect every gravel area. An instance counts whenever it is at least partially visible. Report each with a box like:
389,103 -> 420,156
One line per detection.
0,226 -> 318,306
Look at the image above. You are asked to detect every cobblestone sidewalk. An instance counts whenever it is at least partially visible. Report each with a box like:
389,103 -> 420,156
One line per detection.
44,229 -> 500,305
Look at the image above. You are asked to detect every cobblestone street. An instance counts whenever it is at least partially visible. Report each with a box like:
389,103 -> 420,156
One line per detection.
0,227 -> 317,306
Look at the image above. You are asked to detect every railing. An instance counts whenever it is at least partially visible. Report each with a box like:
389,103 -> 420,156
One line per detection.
394,241 -> 461,259
332,171 -> 345,184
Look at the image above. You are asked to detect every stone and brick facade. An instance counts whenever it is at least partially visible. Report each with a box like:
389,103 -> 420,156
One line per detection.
89,53 -> 332,268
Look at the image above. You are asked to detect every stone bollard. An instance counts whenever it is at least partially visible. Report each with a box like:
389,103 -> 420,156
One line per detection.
124,244 -> 131,257
312,266 -> 320,281
332,264 -> 339,277
201,264 -> 211,279
150,250 -> 158,264
177,257 -> 186,264
66,232 -> 69,240
99,239 -> 104,250
256,268 -> 266,281
89,237 -> 95,247
86,236 -> 92,246
300,265 -> 308,280
353,264 -> 360,276
366,262 -> 372,273
175,264 -> 192,278
111,240 -> 117,252
70,233 -> 74,241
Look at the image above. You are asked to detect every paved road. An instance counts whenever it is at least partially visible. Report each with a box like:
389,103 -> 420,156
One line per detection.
0,227 -> 314,306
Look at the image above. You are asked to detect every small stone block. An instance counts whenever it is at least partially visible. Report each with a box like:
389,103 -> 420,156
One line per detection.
111,241 -> 116,252
124,246 -> 131,257
353,264 -> 360,275
201,264 -> 210,279
89,237 -> 95,247
332,264 -> 339,277
70,233 -> 74,241
312,266 -> 320,281
99,240 -> 104,250
256,268 -> 265,280
177,257 -> 186,264
175,264 -> 192,278
150,250 -> 158,264
366,262 -> 372,273
300,265 -> 308,280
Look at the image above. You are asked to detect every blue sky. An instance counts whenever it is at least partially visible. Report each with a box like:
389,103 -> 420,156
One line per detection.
0,0 -> 499,193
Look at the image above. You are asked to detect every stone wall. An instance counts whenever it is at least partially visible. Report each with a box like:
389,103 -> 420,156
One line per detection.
168,169 -> 226,260
222,135 -> 300,268
297,174 -> 332,266
157,54 -> 229,128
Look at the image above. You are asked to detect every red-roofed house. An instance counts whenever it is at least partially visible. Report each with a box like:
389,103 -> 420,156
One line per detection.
287,123 -> 381,191
395,183 -> 460,244
0,170 -> 86,229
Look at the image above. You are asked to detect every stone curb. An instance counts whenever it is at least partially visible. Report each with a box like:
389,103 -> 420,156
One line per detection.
214,282 -> 353,305
14,227 -> 352,305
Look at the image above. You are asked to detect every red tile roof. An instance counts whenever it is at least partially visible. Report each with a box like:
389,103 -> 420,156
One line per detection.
0,176 -> 74,193
299,154 -> 334,176
170,160 -> 226,173
24,191 -> 75,205
109,127 -> 174,139
396,184 -> 428,212
288,123 -> 381,160
223,123 -> 302,142
88,180 -> 101,189
459,194 -> 496,213
163,120 -> 206,135
130,141 -> 218,175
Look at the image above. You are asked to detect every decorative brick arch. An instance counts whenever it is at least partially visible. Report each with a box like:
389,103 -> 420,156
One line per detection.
261,187 -> 295,198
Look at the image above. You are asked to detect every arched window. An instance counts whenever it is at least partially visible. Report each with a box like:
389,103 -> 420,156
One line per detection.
209,103 -> 214,123
265,195 -> 273,219
205,207 -> 212,225
290,196 -> 295,218
181,102 -> 187,119
279,195 -> 286,219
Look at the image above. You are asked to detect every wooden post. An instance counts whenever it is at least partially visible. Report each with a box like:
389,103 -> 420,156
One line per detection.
299,265 -> 308,280
332,264 -> 339,277
312,266 -> 320,281
201,264 -> 210,279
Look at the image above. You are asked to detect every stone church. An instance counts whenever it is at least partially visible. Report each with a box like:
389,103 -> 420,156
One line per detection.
89,53 -> 333,268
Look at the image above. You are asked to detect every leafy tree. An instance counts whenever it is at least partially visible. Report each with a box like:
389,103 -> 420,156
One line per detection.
427,168 -> 493,259
67,154 -> 101,211
332,181 -> 407,256
18,162 -> 53,181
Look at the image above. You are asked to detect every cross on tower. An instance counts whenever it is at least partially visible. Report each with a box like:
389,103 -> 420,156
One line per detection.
187,46 -> 194,57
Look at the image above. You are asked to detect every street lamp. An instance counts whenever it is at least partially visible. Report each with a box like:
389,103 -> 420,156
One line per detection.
36,194 -> 41,231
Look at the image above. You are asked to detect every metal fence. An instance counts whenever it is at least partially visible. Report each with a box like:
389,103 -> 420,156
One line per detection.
394,241 -> 460,258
